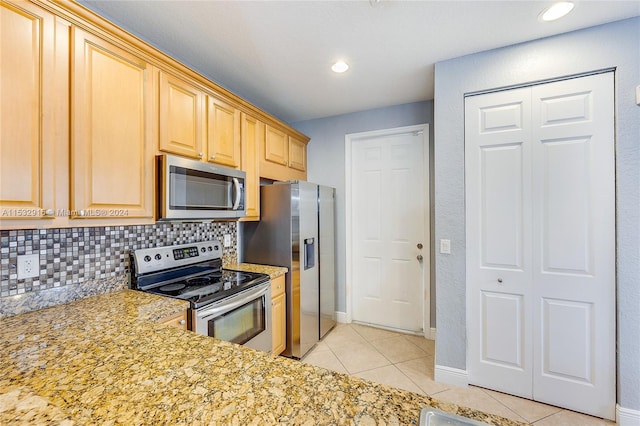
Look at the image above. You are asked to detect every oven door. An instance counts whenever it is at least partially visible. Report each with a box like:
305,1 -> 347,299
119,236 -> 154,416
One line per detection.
158,154 -> 245,220
193,282 -> 272,353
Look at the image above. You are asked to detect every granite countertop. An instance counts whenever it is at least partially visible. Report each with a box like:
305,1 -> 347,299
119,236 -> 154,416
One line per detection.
0,290 -> 527,426
225,262 -> 288,279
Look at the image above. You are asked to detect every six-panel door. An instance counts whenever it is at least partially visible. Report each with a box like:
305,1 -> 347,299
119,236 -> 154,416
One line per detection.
465,73 -> 615,419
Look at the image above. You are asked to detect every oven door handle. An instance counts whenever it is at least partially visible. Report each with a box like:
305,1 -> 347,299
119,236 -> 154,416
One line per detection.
196,283 -> 269,319
232,177 -> 241,210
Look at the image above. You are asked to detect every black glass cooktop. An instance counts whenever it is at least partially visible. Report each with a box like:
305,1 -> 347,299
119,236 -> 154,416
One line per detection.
145,269 -> 269,309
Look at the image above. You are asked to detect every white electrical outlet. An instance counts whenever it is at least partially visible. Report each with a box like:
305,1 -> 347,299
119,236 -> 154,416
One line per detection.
440,239 -> 451,254
223,234 -> 231,248
17,254 -> 40,279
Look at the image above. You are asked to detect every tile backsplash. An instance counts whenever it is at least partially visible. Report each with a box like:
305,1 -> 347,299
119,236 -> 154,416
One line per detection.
0,222 -> 237,298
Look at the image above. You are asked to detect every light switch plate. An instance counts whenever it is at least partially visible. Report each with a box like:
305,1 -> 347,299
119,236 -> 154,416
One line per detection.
440,239 -> 451,254
223,234 -> 231,248
17,254 -> 40,279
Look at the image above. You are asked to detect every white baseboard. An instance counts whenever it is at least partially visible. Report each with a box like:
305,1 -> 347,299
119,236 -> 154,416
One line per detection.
617,404 -> 640,426
434,365 -> 468,388
426,327 -> 436,340
336,314 -> 437,341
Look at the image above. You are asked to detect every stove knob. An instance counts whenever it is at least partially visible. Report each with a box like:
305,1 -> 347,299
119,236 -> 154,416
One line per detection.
155,254 -> 162,260
201,247 -> 206,253
207,246 -> 212,251
214,245 -> 219,251
144,255 -> 151,262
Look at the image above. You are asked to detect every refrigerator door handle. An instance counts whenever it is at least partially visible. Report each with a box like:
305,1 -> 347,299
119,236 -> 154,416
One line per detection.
304,238 -> 315,270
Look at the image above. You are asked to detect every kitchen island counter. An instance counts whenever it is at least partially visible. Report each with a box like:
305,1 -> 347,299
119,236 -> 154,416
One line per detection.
0,290 -> 525,425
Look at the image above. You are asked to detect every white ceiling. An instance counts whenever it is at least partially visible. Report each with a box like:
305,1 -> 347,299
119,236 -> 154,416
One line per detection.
78,1 -> 639,123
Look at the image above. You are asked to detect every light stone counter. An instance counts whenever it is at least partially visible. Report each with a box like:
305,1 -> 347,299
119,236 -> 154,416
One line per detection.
225,262 -> 288,279
0,290 -> 527,425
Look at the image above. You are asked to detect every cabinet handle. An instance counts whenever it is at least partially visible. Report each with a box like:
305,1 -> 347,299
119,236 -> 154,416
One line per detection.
497,278 -> 503,283
198,152 -> 203,158
179,319 -> 186,325
44,209 -> 54,216
210,155 -> 216,160
78,210 -> 85,217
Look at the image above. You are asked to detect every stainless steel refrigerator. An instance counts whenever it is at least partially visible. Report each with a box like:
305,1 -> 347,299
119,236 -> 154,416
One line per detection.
242,181 -> 336,358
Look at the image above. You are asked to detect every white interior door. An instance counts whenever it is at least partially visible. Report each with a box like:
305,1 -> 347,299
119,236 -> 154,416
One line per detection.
465,87 -> 534,398
350,127 -> 428,333
530,74 -> 615,418
466,72 -> 615,420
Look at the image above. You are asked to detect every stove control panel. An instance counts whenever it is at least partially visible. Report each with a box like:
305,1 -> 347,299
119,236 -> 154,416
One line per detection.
133,240 -> 222,275
173,246 -> 200,260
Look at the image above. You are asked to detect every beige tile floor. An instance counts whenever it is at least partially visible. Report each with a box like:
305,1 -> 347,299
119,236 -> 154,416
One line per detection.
302,323 -> 615,425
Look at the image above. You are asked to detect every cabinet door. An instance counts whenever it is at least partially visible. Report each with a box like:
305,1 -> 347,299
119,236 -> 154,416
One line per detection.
271,276 -> 286,355
264,125 -> 288,166
240,113 -> 263,221
159,71 -> 204,159
272,291 -> 286,355
71,28 -> 153,219
207,97 -> 241,167
288,136 -> 307,172
0,1 -> 56,221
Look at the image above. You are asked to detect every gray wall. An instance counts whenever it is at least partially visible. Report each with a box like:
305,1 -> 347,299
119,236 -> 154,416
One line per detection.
292,101 -> 435,324
434,18 -> 639,410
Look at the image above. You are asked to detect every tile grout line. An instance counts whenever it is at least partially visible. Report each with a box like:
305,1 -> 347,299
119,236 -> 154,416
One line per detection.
530,410 -> 562,425
477,387 -> 530,424
337,324 -> 434,395
323,341 -> 352,375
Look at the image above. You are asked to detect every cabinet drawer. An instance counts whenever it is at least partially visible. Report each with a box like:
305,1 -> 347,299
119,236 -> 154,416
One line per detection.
158,310 -> 188,329
271,275 -> 285,298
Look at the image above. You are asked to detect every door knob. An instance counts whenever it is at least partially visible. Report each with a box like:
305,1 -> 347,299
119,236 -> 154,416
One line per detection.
417,254 -> 424,261
417,243 -> 423,249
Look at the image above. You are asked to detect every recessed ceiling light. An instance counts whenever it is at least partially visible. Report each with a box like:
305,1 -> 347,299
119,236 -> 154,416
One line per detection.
331,61 -> 349,73
539,1 -> 575,22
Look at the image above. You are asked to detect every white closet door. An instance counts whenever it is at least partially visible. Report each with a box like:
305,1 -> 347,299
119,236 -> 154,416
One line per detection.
531,73 -> 615,419
466,72 -> 615,420
465,87 -> 534,398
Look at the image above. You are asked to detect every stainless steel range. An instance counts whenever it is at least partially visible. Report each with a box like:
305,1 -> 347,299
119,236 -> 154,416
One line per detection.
130,240 -> 272,352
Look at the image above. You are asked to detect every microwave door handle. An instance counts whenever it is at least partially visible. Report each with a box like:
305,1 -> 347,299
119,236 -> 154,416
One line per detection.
232,177 -> 241,210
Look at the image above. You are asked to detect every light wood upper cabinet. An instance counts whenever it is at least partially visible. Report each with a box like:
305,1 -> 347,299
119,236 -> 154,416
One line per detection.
288,136 -> 307,172
159,71 -> 205,159
240,113 -> 263,221
71,27 -> 153,219
260,125 -> 308,182
264,125 -> 288,166
1,0 -> 310,229
0,1 -> 58,221
207,97 -> 241,168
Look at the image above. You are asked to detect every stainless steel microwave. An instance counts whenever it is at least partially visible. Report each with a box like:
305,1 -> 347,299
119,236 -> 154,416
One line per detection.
157,154 -> 246,220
